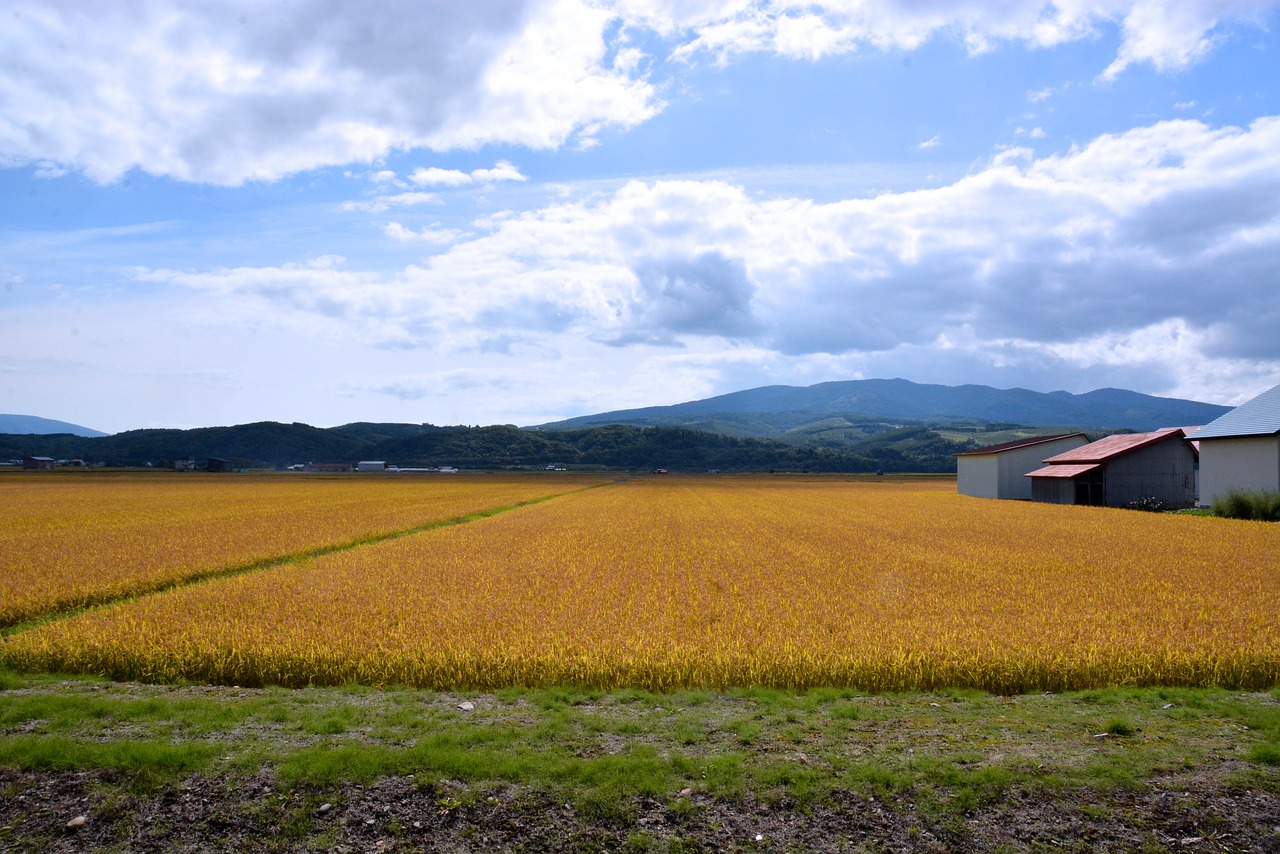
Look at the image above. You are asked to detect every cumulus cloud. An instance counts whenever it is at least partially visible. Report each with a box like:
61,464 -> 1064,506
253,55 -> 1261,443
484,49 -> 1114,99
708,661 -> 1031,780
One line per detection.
666,1 -> 1274,75
2,1 -> 1273,186
1098,0 -> 1263,80
617,252 -> 763,343
136,115 -> 1280,402
0,0 -> 657,185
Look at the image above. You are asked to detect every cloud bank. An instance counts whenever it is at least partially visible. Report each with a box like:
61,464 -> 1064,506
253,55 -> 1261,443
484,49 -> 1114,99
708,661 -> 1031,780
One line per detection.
135,115 -> 1280,404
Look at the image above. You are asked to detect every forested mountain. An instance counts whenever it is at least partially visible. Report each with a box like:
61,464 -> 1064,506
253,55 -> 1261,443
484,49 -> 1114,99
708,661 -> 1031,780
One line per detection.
6,379 -> 1226,473
539,378 -> 1230,437
0,422 -> 971,473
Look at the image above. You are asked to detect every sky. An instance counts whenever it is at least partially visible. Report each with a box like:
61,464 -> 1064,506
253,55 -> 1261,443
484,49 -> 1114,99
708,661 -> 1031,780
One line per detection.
2,1 -> 1279,434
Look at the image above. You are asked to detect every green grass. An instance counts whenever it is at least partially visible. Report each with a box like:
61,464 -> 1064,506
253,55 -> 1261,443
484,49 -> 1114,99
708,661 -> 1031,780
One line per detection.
1,668 -> 1277,827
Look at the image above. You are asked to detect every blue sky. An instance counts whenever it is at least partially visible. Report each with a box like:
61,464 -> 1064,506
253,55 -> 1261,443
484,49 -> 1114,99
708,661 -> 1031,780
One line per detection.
2,1 -> 1279,433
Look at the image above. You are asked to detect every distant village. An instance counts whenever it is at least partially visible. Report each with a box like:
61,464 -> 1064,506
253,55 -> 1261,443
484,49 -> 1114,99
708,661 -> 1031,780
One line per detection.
956,382 -> 1280,509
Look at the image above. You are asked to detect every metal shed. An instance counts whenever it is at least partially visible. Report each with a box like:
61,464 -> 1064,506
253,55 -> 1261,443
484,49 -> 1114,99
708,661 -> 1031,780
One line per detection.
1188,381 -> 1280,506
1026,428 -> 1198,507
955,433 -> 1088,499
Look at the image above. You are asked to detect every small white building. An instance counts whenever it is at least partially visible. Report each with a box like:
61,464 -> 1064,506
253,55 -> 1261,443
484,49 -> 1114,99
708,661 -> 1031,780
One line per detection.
955,433 -> 1089,500
1188,382 -> 1280,506
356,460 -> 389,472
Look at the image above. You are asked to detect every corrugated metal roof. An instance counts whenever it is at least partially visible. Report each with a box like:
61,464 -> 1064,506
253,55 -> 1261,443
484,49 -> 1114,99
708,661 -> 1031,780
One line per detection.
1187,382 -> 1280,440
1026,463 -> 1102,478
954,432 -> 1088,456
1041,428 -> 1186,463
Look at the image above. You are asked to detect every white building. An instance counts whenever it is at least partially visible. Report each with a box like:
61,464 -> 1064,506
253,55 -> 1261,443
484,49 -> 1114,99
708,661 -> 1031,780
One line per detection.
955,433 -> 1088,500
1188,382 -> 1280,506
356,460 -> 389,472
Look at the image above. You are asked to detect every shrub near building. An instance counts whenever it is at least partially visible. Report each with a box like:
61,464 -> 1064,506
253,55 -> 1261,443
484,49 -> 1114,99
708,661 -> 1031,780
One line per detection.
1211,490 -> 1280,521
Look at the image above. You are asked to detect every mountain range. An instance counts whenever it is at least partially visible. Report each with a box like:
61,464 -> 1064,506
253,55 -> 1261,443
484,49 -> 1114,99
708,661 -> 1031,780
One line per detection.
1,380 -> 1232,472
538,378 -> 1231,440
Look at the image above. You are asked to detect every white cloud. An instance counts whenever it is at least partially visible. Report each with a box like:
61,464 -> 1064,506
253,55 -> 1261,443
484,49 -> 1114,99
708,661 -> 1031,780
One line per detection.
915,135 -> 942,150
0,0 -> 658,185
409,161 -> 527,187
669,1 -> 1274,77
384,223 -> 468,244
1098,0 -> 1273,80
409,167 -> 474,187
134,115 -> 1280,404
341,192 -> 440,213
471,161 -> 528,184
2,1 -> 1272,186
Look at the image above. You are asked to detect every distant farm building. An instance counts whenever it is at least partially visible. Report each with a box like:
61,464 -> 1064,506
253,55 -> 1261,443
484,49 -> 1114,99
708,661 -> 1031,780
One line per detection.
955,433 -> 1088,500
304,462 -> 354,473
23,456 -> 55,470
173,458 -> 196,472
205,458 -> 234,473
1188,382 -> 1280,507
356,460 -> 389,472
1026,428 -> 1198,508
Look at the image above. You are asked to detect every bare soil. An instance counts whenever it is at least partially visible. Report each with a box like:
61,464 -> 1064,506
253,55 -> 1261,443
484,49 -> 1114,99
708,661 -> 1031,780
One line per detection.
4,764 -> 1279,852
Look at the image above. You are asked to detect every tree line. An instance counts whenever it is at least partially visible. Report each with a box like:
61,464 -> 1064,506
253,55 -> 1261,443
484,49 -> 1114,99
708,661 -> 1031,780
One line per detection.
0,421 -> 971,473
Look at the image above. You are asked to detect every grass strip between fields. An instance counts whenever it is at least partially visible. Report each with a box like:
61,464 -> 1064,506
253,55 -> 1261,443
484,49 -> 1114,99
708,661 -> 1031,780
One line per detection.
1,479 -> 620,640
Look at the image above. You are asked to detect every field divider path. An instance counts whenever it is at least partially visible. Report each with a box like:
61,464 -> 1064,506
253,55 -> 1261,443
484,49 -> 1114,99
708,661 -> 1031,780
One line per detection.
2,479 -> 621,640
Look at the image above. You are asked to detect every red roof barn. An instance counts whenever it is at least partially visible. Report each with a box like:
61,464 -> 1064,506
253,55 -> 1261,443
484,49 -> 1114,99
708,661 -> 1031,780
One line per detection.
1025,428 -> 1198,508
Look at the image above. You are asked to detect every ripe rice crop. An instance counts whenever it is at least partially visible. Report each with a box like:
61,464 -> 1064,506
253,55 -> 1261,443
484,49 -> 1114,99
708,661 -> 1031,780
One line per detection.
0,472 -> 607,627
4,477 -> 1279,692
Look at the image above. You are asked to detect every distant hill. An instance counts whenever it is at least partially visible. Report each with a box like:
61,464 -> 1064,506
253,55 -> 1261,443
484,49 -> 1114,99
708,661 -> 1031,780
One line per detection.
0,380 -> 1232,473
537,378 -> 1231,438
0,422 -> 935,473
0,414 -> 108,437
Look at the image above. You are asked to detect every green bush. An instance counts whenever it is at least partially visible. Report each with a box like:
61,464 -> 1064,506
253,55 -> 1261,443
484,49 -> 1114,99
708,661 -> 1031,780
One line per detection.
1210,490 -> 1280,521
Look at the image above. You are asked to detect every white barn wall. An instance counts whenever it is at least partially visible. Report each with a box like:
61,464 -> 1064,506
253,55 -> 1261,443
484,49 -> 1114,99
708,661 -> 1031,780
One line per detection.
958,435 -> 1088,500
957,455 -> 1000,499
996,439 -> 1085,499
1197,437 -> 1280,506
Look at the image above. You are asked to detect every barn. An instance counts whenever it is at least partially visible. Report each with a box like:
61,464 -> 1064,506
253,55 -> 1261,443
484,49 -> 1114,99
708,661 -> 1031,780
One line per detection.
1188,382 -> 1280,507
1026,428 -> 1198,508
955,433 -> 1088,500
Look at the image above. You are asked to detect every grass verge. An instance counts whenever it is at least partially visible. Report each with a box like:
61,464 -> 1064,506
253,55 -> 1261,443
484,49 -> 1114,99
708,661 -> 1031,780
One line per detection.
1,670 -> 1278,850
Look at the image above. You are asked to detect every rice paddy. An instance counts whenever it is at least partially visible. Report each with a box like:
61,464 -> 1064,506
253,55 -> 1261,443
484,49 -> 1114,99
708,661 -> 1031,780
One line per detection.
3,473 -> 1277,692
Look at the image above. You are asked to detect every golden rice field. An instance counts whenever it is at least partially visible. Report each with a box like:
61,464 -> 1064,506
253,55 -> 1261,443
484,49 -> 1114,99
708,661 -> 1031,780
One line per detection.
0,472 -> 609,627
3,475 -> 1278,693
